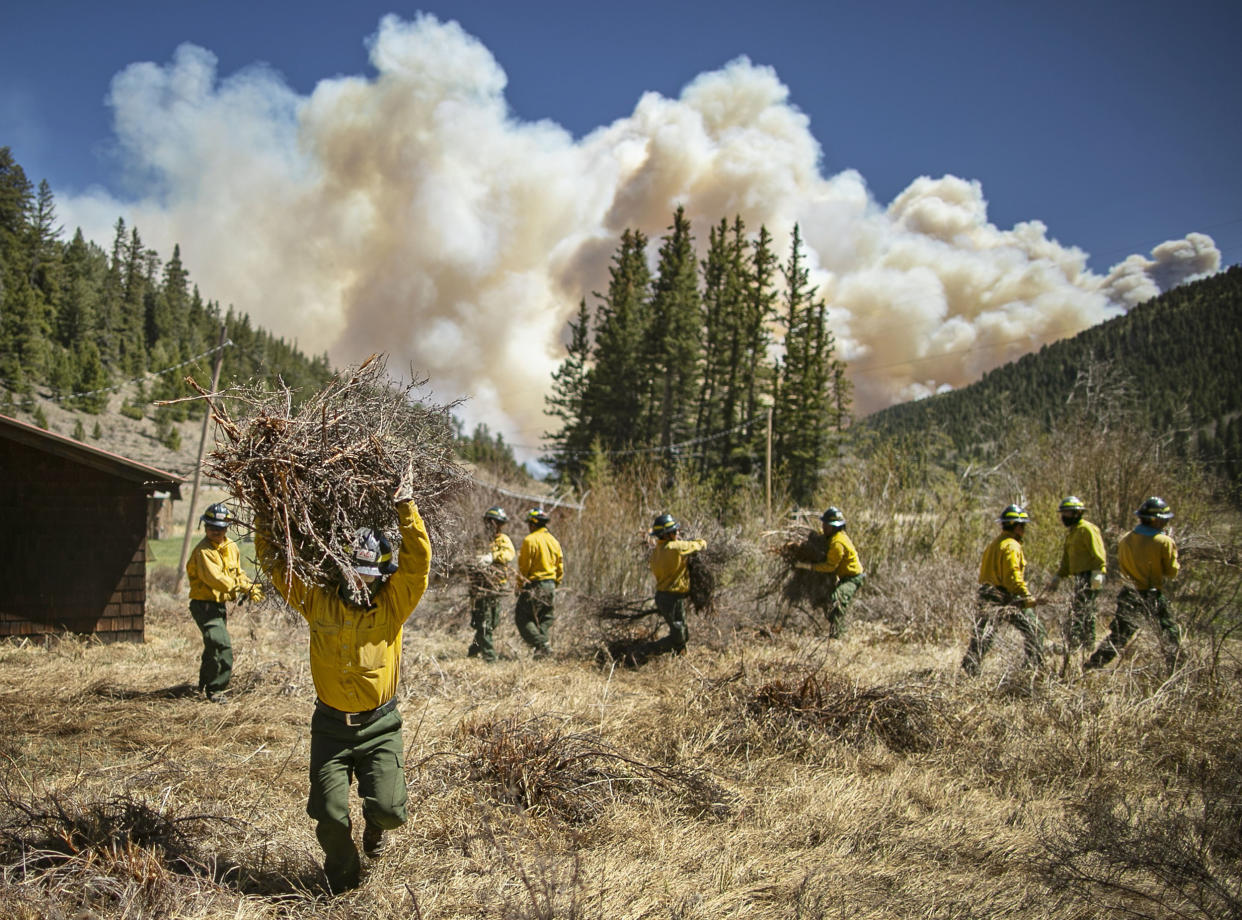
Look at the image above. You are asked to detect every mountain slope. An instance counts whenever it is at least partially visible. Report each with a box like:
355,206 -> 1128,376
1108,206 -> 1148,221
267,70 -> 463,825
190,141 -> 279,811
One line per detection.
862,265 -> 1242,476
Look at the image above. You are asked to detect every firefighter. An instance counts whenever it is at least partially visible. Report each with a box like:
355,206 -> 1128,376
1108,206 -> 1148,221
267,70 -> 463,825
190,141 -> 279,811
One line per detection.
648,512 -> 706,655
1086,496 -> 1183,671
468,506 -> 515,662
515,508 -> 564,658
254,469 -> 431,892
962,504 -> 1047,676
1045,496 -> 1107,654
185,502 -> 262,703
793,506 -> 865,638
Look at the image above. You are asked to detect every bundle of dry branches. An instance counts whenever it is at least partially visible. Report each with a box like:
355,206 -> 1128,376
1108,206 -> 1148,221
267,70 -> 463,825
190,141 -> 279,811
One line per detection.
770,527 -> 833,609
686,532 -> 745,617
751,672 -> 952,754
196,354 -> 468,601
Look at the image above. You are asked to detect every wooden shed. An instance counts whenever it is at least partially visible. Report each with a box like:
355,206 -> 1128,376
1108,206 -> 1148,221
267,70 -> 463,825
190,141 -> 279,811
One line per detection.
0,413 -> 184,643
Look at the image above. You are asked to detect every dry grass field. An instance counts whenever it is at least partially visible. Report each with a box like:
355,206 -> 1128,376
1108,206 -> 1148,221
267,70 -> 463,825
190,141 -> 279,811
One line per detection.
2,538 -> 1239,920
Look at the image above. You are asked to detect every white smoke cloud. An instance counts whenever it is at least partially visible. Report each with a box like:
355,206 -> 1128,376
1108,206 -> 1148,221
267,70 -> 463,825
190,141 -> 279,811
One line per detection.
60,13 -> 1221,454
1098,232 -> 1221,308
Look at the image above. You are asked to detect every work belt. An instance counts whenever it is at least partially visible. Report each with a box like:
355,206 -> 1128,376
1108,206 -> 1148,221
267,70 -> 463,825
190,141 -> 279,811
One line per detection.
314,696 -> 397,728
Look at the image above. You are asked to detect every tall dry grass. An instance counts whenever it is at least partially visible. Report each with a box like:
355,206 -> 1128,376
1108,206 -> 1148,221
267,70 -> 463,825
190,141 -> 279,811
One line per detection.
2,413 -> 1240,918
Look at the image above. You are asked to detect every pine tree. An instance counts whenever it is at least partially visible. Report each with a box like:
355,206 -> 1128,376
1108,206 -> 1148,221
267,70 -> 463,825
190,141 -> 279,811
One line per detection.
737,225 -> 780,474
696,218 -> 734,471
581,229 -> 652,451
0,149 -> 36,387
644,206 -> 701,462
543,298 -> 594,485
72,339 -> 110,413
774,225 -> 843,505
115,227 -> 150,375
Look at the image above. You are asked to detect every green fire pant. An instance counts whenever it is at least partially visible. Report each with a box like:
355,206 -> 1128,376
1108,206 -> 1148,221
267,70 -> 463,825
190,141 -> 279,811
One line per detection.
654,590 -> 689,653
515,580 -> 556,655
819,573 -> 865,638
1087,587 -> 1181,669
962,584 -> 1046,676
307,705 -> 407,892
1065,573 -> 1099,651
468,593 -> 503,661
189,600 -> 232,694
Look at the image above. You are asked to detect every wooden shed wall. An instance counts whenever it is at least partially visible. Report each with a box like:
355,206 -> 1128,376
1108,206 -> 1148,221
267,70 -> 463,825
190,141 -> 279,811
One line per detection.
0,437 -> 147,642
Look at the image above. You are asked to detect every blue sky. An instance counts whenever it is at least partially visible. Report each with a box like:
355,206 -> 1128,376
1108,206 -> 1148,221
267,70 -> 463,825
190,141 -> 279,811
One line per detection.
5,0 -> 1240,272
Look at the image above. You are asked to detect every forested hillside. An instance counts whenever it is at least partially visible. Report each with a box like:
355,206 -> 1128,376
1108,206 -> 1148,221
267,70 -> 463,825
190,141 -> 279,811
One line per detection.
864,265 -> 1242,482
0,146 -> 333,439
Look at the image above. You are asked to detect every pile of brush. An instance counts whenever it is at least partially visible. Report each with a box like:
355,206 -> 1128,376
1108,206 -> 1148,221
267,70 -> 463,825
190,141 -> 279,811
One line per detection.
448,714 -> 733,821
196,354 -> 468,602
751,671 -> 953,754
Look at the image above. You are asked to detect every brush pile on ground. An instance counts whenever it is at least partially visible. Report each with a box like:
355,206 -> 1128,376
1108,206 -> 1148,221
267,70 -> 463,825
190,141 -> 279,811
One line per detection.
751,670 -> 954,753
197,355 -> 468,600
446,715 -> 732,822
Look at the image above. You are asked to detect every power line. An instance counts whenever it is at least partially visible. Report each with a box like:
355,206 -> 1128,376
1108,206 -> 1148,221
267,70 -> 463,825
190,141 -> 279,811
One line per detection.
37,340 -> 235,402
512,411 -> 769,457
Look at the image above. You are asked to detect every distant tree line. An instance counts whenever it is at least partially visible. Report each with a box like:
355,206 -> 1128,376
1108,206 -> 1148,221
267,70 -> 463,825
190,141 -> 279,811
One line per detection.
543,207 -> 851,505
863,265 -> 1242,485
0,146 -> 334,435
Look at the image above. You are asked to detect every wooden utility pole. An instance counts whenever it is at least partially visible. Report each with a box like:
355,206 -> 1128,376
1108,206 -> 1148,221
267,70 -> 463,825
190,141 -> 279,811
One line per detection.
172,325 -> 228,595
765,406 -> 773,526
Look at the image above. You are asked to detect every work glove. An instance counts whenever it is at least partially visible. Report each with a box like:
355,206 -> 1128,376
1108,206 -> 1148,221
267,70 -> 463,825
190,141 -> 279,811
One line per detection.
249,583 -> 264,603
394,458 -> 415,504
1090,571 -> 1105,590
794,561 -> 814,571
477,553 -> 494,565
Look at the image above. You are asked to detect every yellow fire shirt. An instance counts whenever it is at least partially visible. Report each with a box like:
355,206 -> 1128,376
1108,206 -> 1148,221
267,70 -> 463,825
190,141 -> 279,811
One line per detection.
187,535 -> 254,602
519,527 -> 564,583
650,538 -> 707,594
809,531 -> 863,578
260,500 -> 431,712
978,532 -> 1032,602
489,532 -> 516,586
1117,528 -> 1179,591
1057,518 -> 1107,578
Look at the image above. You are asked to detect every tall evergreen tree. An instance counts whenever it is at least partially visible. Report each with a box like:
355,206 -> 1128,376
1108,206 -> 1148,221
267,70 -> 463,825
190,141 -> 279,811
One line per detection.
0,151 -> 46,386
543,298 -> 594,484
644,206 -> 701,460
774,225 -> 845,504
581,228 -> 652,451
116,226 -> 150,374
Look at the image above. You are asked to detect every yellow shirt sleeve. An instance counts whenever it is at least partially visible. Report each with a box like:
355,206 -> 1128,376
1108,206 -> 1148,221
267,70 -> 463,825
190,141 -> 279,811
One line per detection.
1059,521 -> 1107,577
491,533 -> 516,565
187,537 -> 250,601
813,532 -> 863,577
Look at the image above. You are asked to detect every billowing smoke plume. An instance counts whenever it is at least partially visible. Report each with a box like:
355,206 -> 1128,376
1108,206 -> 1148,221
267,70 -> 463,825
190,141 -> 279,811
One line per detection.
61,13 -> 1221,450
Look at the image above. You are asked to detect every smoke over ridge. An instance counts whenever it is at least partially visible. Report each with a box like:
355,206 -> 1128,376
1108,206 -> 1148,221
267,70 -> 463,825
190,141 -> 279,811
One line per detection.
61,13 -> 1220,451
